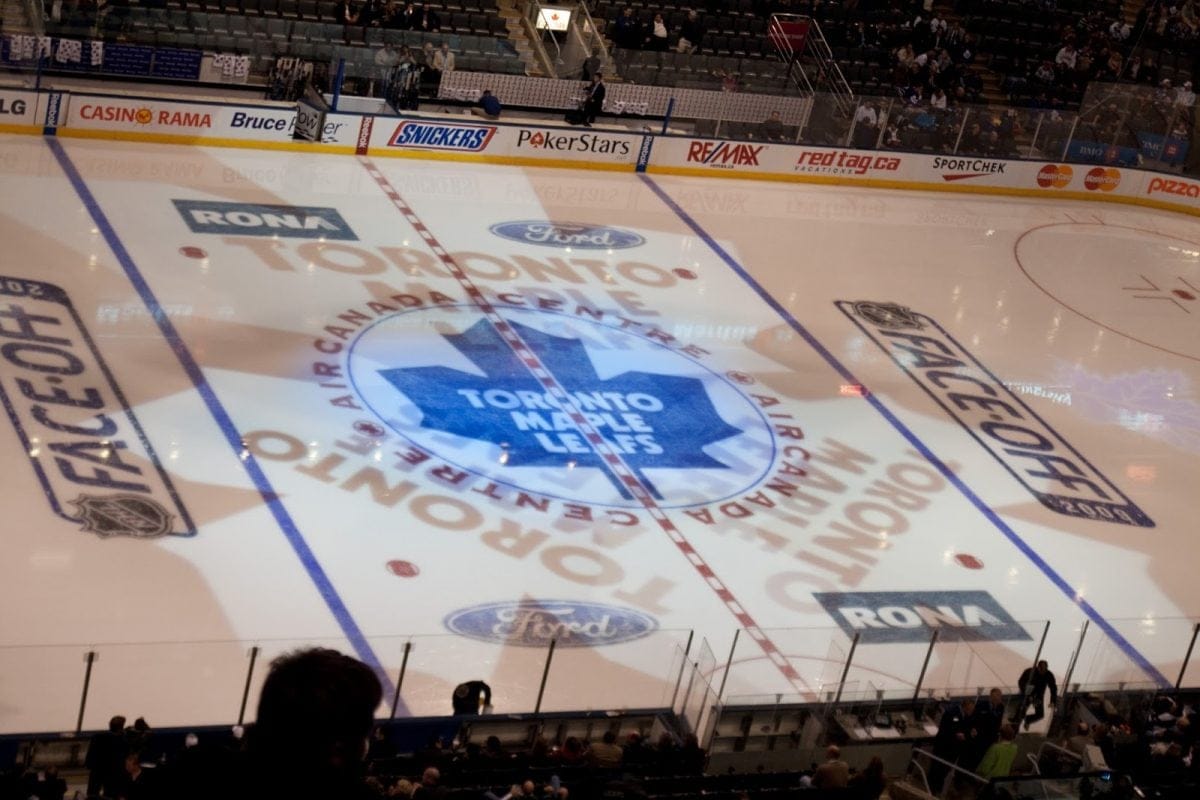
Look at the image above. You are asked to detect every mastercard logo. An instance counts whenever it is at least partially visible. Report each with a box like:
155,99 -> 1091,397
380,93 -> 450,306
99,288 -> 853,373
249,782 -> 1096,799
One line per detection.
135,107 -> 153,125
1036,164 -> 1073,188
1085,167 -> 1120,192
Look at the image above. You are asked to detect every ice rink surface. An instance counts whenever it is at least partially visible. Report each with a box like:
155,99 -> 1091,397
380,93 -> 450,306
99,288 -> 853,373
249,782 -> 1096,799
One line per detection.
1,133 -> 1197,732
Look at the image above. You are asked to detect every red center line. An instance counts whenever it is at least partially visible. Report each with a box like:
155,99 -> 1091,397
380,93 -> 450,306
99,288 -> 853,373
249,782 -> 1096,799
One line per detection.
357,156 -> 813,699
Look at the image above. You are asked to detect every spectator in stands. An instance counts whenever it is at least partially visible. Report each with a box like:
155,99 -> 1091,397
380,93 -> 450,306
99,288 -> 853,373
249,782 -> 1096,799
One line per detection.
581,47 -> 602,81
411,766 -> 443,799
678,10 -> 704,54
590,731 -> 624,769
368,726 -> 397,764
583,72 -> 606,126
1056,42 -> 1078,73
339,0 -> 361,27
613,7 -> 641,57
977,724 -> 1019,779
400,2 -> 419,29
379,0 -> 401,28
969,689 -> 1007,766
86,715 -> 129,799
121,752 -> 160,800
416,2 -> 440,32
849,756 -> 886,799
558,737 -> 589,767
1017,661 -> 1058,731
1177,81 -> 1196,107
1065,721 -> 1093,758
644,13 -> 670,51
529,737 -> 554,768
759,110 -> 786,141
813,745 -> 850,789
621,733 -> 653,770
679,734 -> 706,774
234,647 -> 383,800
451,680 -> 493,714
930,86 -> 948,110
374,42 -> 400,95
928,698 -> 976,795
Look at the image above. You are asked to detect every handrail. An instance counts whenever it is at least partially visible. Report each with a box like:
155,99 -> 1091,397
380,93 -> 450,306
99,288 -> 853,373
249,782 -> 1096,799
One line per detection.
768,13 -> 853,116
522,0 -> 563,77
571,0 -> 609,78
909,747 -> 989,795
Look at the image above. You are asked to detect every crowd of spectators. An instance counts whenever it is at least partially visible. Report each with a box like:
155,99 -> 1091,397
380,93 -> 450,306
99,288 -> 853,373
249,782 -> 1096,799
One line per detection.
7,651 -> 1200,800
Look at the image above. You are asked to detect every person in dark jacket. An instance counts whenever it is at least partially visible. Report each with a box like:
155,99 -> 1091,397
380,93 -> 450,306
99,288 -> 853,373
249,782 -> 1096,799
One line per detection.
86,715 -> 129,798
232,648 -> 383,800
451,679 -> 493,714
927,697 -> 976,794
583,72 -> 606,126
1017,660 -> 1058,730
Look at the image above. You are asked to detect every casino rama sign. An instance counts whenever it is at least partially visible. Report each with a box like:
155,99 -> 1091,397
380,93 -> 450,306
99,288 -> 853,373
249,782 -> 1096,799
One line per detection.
489,221 -> 645,249
445,600 -> 658,646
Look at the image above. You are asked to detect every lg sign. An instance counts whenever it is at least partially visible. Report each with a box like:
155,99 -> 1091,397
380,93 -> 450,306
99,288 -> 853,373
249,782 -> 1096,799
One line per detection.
1036,164 -> 1073,189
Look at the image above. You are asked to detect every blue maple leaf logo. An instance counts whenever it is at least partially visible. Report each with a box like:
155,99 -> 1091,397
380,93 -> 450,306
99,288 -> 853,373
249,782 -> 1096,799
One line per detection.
378,319 -> 744,500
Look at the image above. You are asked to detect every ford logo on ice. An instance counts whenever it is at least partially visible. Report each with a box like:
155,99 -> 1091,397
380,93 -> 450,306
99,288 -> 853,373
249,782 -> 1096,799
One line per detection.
445,600 -> 658,647
490,221 -> 645,249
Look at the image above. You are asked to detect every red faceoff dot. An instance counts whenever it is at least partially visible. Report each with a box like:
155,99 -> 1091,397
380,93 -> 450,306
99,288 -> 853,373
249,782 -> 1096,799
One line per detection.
355,420 -> 386,438
955,553 -> 984,570
1172,289 -> 1195,301
673,268 -> 698,280
179,246 -> 207,259
387,560 -> 420,578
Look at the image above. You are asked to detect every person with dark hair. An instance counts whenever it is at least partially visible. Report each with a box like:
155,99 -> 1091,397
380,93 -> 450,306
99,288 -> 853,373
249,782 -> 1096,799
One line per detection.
1017,660 -> 1058,730
582,73 -> 606,127
591,730 -> 623,769
86,715 -> 129,798
235,647 -> 383,799
849,756 -> 886,799
928,697 -> 975,795
451,679 -> 492,714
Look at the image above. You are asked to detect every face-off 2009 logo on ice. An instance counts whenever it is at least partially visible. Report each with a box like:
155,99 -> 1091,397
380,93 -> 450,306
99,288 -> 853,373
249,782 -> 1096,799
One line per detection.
445,599 -> 658,647
838,300 -> 1154,527
346,306 -> 778,509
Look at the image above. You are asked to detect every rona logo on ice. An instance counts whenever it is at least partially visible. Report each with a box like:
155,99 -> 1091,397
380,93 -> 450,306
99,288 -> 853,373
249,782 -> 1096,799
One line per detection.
445,600 -> 658,646
172,200 -> 357,240
348,308 -> 775,508
814,591 -> 1031,643
0,277 -> 196,539
489,221 -> 644,249
838,300 -> 1153,527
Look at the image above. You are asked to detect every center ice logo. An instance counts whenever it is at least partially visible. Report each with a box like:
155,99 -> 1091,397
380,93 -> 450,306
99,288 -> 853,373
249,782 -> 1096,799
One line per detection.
378,319 -> 742,501
347,307 -> 776,508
